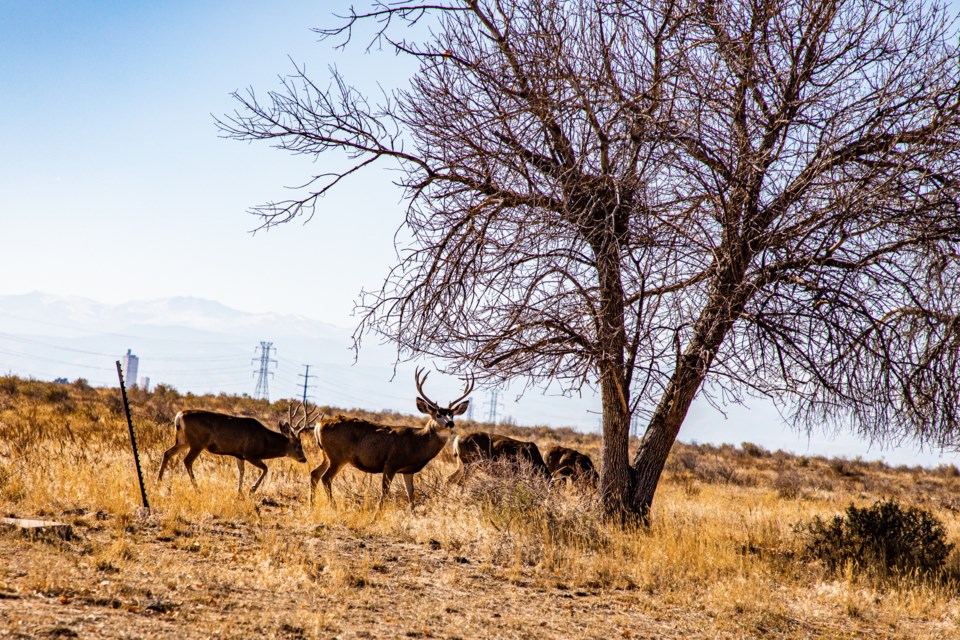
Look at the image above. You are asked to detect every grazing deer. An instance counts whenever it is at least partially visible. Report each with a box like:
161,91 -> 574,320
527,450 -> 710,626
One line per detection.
310,368 -> 473,510
445,432 -> 551,485
157,403 -> 319,494
543,444 -> 598,485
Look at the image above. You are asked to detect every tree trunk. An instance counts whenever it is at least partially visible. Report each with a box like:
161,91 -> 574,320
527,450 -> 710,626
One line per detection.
629,357 -> 710,522
628,271 -> 749,521
600,370 -> 633,517
591,226 -> 633,518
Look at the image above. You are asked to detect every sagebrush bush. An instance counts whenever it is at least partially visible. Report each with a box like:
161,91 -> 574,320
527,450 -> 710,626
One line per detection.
773,470 -> 805,500
462,459 -> 607,554
802,498 -> 954,578
741,442 -> 768,458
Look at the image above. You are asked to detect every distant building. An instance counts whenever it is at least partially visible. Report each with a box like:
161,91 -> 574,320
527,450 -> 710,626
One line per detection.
121,349 -> 139,388
138,376 -> 151,393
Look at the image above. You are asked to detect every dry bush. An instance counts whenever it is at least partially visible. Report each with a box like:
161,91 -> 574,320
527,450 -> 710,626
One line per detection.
773,470 -> 808,500
741,442 -> 769,458
463,459 -> 605,552
800,499 -> 956,581
665,447 -> 753,486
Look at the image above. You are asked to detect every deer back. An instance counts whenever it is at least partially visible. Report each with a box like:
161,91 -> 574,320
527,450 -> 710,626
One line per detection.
455,432 -> 550,476
544,445 -> 598,482
177,410 -> 296,460
317,415 -> 449,474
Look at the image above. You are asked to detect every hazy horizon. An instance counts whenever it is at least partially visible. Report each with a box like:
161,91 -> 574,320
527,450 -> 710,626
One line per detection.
2,290 -> 958,470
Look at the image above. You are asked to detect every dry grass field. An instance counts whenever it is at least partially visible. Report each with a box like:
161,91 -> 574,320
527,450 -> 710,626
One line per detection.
1,376 -> 959,639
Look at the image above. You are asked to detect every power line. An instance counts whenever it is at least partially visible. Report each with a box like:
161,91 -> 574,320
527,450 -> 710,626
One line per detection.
252,341 -> 276,401
0,331 -> 253,363
298,364 -> 315,404
487,388 -> 502,424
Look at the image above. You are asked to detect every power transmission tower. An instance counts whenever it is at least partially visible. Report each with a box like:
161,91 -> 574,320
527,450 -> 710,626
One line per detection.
252,341 -> 276,401
630,415 -> 640,439
298,364 -> 316,404
486,389 -> 501,424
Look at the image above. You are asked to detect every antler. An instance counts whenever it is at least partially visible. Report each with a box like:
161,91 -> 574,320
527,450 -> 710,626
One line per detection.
414,366 -> 437,409
287,402 -> 298,428
288,401 -> 323,435
447,373 -> 475,409
416,367 -> 475,409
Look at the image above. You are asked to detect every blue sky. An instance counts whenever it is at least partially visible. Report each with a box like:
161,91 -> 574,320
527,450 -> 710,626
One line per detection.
2,1 -> 960,467
1,1 -> 404,323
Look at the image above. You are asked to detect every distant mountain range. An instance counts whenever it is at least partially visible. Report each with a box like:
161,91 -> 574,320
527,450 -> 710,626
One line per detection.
1,291 -> 957,467
0,291 -> 597,429
0,292 -> 340,338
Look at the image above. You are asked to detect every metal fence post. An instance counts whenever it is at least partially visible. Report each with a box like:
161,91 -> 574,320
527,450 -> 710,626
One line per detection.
116,360 -> 150,511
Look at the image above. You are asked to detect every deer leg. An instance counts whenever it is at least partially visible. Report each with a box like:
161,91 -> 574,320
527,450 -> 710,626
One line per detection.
235,458 -> 245,494
182,448 -> 203,489
446,459 -> 468,486
401,473 -> 415,510
309,457 -> 331,505
378,469 -> 396,511
248,459 -> 268,493
320,462 -> 343,509
157,443 -> 188,481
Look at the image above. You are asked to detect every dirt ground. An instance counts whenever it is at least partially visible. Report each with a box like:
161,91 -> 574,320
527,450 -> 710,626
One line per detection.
0,506 -> 705,640
0,500 -> 924,640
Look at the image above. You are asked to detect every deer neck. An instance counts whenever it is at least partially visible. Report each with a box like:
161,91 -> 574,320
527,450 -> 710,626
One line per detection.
261,431 -> 290,459
422,419 -> 452,446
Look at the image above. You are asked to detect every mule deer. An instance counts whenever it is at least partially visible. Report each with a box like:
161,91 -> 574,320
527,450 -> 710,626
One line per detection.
310,368 -> 473,510
543,444 -> 598,485
446,432 -> 551,484
157,403 -> 319,494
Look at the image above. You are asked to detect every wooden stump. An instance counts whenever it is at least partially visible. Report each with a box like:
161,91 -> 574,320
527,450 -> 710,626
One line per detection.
1,517 -> 74,541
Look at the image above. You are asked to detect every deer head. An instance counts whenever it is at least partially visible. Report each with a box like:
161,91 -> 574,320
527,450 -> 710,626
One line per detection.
279,401 -> 322,463
414,367 -> 474,429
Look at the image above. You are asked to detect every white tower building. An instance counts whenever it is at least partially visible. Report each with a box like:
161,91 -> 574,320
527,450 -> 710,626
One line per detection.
121,349 -> 139,388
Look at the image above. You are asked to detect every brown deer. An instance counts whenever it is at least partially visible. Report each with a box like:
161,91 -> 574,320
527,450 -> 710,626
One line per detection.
310,368 -> 473,510
445,432 -> 551,484
543,444 -> 598,485
157,403 -> 319,494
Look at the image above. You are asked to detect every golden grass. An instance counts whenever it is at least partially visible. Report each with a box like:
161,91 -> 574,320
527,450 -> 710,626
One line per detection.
1,375 -> 959,638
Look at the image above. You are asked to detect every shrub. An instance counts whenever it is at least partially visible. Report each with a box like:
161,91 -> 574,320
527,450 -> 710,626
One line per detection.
936,464 -> 960,479
773,470 -> 805,500
741,441 -> 768,458
801,499 -> 954,578
828,458 -> 862,478
0,376 -> 18,395
463,459 -> 606,554
44,386 -> 71,404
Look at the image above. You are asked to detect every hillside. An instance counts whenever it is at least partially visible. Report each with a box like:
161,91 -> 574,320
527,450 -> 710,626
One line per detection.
0,376 -> 958,639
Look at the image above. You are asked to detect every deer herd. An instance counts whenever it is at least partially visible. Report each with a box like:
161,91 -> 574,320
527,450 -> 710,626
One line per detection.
156,368 -> 598,509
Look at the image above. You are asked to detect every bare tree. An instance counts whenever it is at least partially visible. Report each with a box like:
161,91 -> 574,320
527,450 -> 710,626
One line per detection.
217,0 -> 960,520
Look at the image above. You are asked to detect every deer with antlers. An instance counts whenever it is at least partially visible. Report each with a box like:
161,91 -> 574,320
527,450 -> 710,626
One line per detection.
310,367 -> 473,510
157,402 -> 320,494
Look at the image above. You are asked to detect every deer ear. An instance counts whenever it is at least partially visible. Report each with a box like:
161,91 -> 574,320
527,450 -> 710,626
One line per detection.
416,397 -> 434,415
278,421 -> 292,437
449,400 -> 469,416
